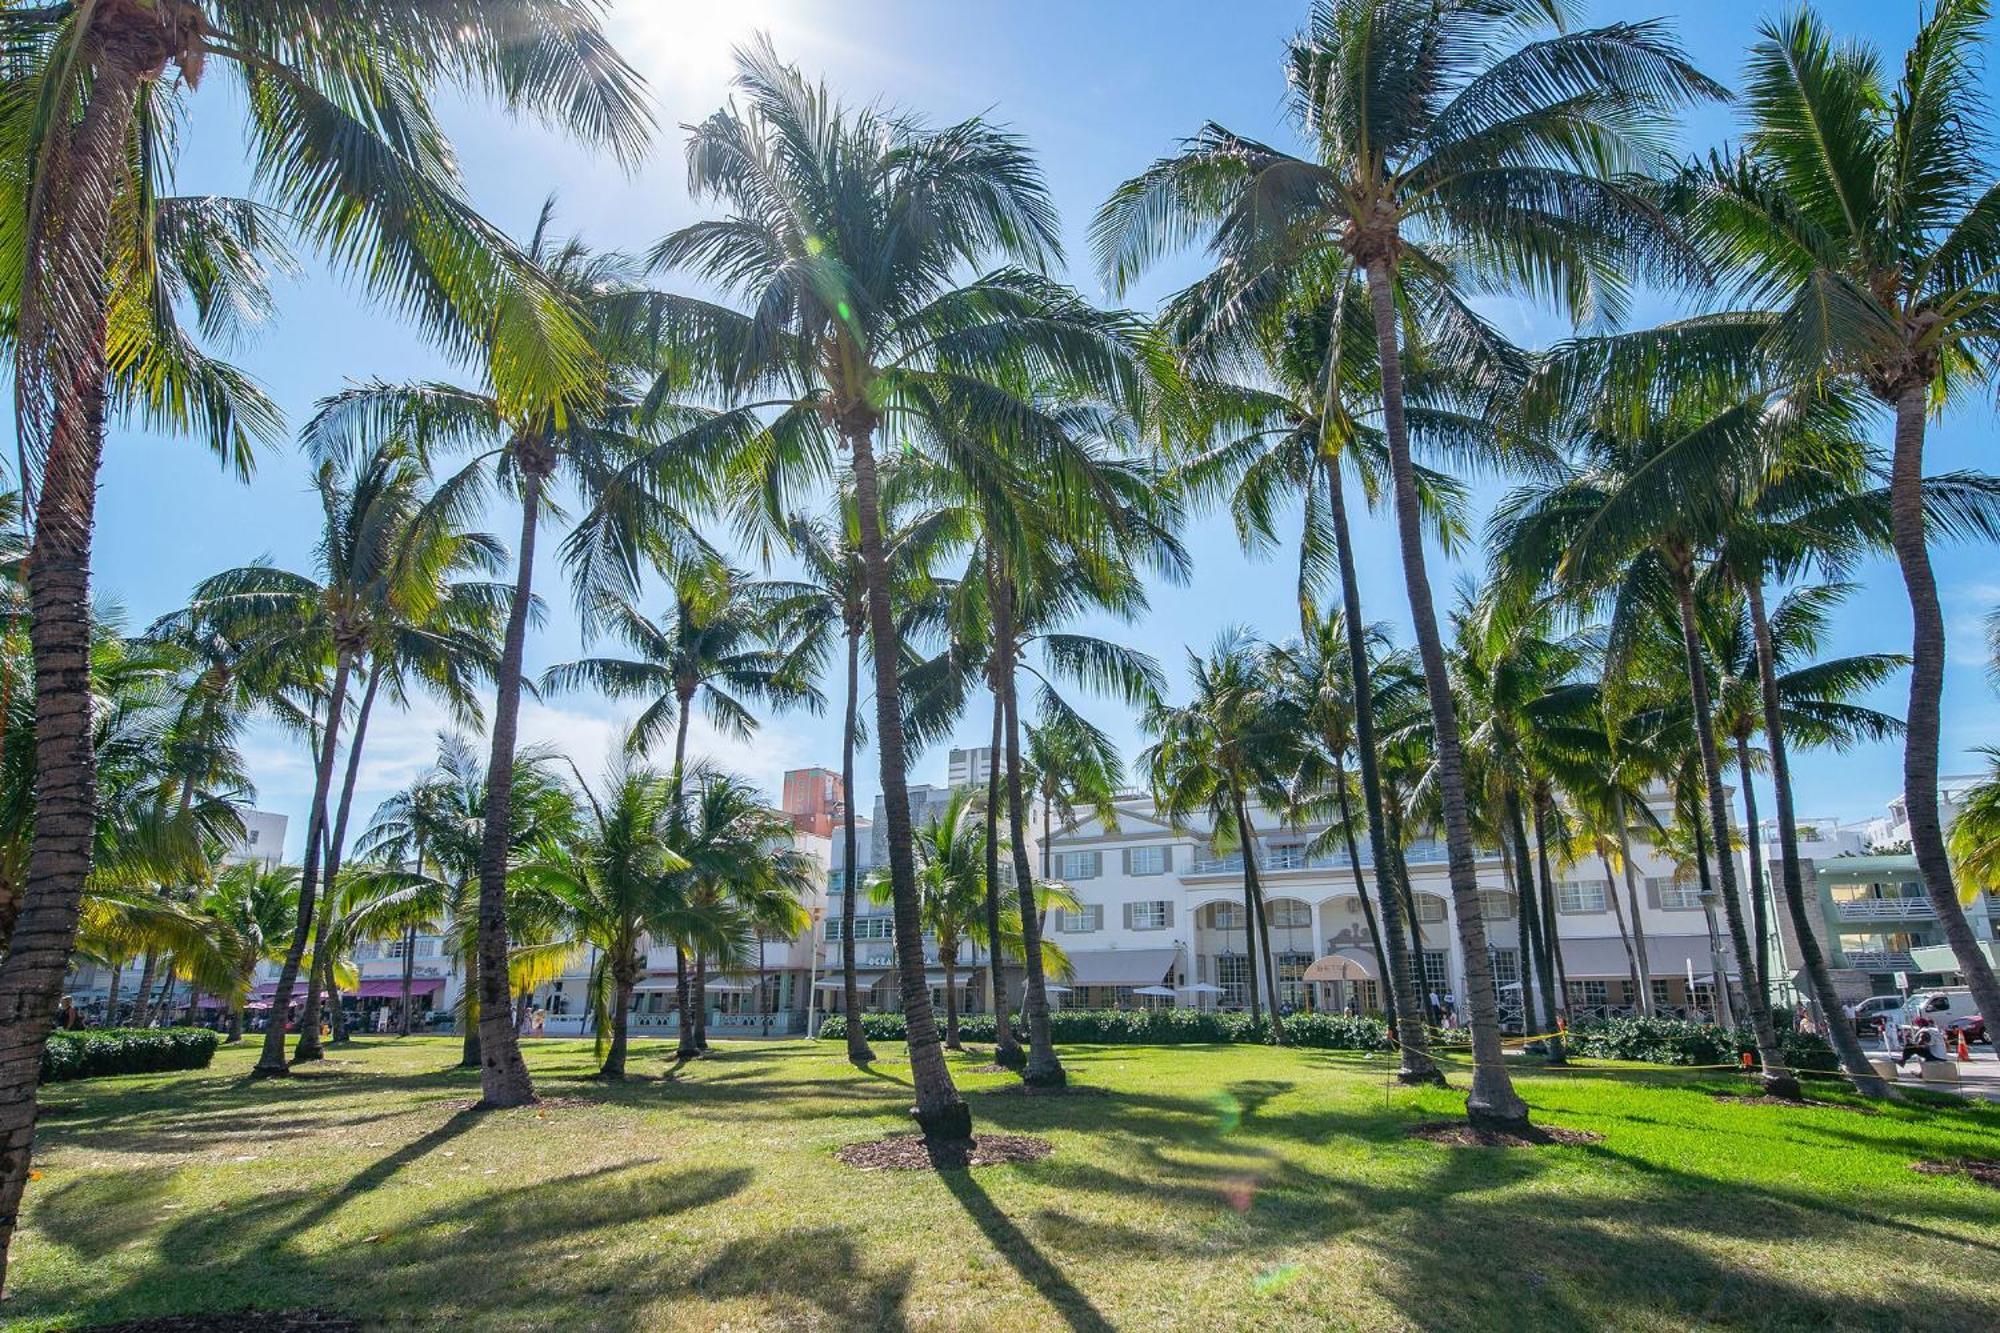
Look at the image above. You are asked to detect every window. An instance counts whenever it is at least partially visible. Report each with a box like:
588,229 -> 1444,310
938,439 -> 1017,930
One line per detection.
835,917 -> 894,941
1566,980 -> 1609,1013
1421,951 -> 1451,991
1127,900 -> 1172,930
1056,851 -> 1102,881
382,938 -> 406,961
1267,900 -> 1312,929
1215,954 -> 1251,1008
1057,905 -> 1103,934
1126,845 -> 1170,876
1557,880 -> 1608,913
1648,875 -> 1702,910
1207,902 -> 1243,929
1490,948 -> 1520,987
1266,843 -> 1305,870
1276,952 -> 1311,1007
245,829 -> 260,846
1650,978 -> 1674,1011
1479,890 -> 1515,921
1413,895 -> 1448,924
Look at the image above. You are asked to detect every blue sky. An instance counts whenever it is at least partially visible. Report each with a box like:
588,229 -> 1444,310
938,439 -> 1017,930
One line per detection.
71,1 -> 2000,859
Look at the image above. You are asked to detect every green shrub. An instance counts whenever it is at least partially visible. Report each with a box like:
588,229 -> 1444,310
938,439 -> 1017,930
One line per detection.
817,1007 -> 1413,1052
1564,1016 -> 1839,1073
40,1027 -> 220,1083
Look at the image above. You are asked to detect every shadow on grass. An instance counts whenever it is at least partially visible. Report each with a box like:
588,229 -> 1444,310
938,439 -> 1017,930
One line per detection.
938,1165 -> 1115,1333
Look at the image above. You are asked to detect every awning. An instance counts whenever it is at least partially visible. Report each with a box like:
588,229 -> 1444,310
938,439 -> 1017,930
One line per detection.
1558,934 -> 1738,979
1912,942 -> 1997,975
703,978 -> 757,992
1061,948 -> 1177,987
1178,982 -> 1223,995
354,977 -> 444,1000
1303,951 -> 1377,983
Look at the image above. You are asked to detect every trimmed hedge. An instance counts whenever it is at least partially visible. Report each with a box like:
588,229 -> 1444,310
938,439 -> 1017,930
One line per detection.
41,1027 -> 220,1083
1564,1016 -> 1839,1073
816,1007 -> 1466,1052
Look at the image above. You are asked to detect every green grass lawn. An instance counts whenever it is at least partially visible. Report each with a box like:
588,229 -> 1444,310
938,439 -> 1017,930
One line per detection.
7,1037 -> 2000,1331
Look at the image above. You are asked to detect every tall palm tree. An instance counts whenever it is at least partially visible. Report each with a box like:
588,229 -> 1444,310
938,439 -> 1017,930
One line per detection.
651,38 -> 1145,1138
302,224 -> 727,1108
1675,0 -> 2000,1041
514,765 -> 687,1079
199,861 -> 299,1043
159,442 -> 503,1070
0,5 -> 648,1256
1097,1 -> 1719,1129
1143,629 -> 1295,1039
777,484 -> 967,1065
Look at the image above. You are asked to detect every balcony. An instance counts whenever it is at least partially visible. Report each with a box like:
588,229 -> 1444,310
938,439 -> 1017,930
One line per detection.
1835,897 -> 1936,921
1841,949 -> 1917,972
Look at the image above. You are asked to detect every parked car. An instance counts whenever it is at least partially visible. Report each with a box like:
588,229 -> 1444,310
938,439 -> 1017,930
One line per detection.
1947,1013 -> 1988,1045
1851,994 -> 1905,1036
1899,989 -> 1982,1034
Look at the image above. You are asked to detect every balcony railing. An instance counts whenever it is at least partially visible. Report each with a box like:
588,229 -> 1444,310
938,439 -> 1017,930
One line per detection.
1835,898 -> 1936,921
1185,839 -> 1485,876
1841,949 -> 1917,971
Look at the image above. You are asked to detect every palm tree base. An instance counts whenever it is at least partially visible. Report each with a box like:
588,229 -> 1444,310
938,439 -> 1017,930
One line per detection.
1021,1061 -> 1066,1089
991,1041 -> 1026,1070
1759,1072 -> 1804,1101
911,1099 -> 974,1142
476,1091 -> 538,1111
846,1043 -> 877,1066
1466,1107 -> 1532,1136
1395,1066 -> 1448,1088
247,1062 -> 290,1079
291,1047 -> 324,1064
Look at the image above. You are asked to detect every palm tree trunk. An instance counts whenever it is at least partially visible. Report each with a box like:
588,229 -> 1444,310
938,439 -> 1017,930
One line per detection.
998,595 -> 1065,1087
943,956 -> 961,1050
847,424 -> 969,1138
1601,845 -> 1644,1015
692,954 -> 709,1051
104,963 -> 123,1027
458,937 -> 481,1068
1612,790 -> 1654,1016
839,624 -> 875,1064
1498,837 -> 1531,1030
1224,792 -> 1256,1020
1887,387 -> 2000,1034
1687,799 -> 1736,1029
674,944 -> 697,1059
1235,799 -> 1287,1043
256,654 -> 352,1075
603,971 -> 633,1079
1505,790 -> 1549,1040
1735,734 -> 1772,1008
1531,791 -> 1569,1063
472,463 -> 546,1108
981,687 -> 1021,1067
1671,564 -> 1796,1097
1362,257 -> 1519,1128
1745,580 -> 1890,1095
131,950 -> 158,1028
0,42 -> 149,1289
304,661 -> 382,1057
1323,454 -> 1436,1077
1332,758 -> 1395,1017
399,925 -> 417,1038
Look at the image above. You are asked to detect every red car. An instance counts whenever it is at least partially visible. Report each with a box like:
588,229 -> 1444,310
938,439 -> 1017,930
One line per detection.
1947,1014 -> 1989,1045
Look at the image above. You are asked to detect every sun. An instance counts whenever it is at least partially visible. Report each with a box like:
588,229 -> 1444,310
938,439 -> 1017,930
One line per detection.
608,0 -> 817,110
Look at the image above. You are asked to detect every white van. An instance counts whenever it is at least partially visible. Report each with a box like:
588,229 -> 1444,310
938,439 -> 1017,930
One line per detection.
1899,989 -> 1980,1031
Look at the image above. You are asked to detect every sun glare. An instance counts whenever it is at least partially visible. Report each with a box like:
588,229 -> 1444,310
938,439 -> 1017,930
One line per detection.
610,0 -> 818,110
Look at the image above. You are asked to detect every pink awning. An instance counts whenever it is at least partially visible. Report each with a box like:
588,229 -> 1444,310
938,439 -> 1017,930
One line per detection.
355,977 -> 444,999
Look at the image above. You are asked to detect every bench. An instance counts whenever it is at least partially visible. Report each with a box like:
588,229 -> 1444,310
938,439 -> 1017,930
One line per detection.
1868,1058 -> 1900,1082
1919,1059 -> 1961,1086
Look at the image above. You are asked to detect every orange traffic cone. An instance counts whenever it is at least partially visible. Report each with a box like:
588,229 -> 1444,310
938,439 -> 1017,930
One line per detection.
1958,1031 -> 1971,1061
1740,1050 -> 1754,1070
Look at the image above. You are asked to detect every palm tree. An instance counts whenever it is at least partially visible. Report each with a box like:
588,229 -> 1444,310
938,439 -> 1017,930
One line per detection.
1949,748 -> 2000,898
662,768 -> 815,1057
302,222 -> 732,1108
514,766 -> 687,1079
777,484 -> 966,1065
1143,629 -> 1295,1039
1098,1 -> 1720,1130
0,6 -> 648,1259
199,861 -> 300,1043
1706,582 -> 1905,1004
1674,0 -> 2000,1037
651,38 -> 1145,1139
159,442 -> 503,1070
870,787 -> 989,1051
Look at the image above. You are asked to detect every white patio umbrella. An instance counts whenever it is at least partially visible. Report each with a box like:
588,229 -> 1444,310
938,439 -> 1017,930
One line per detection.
1133,985 -> 1177,998
1178,983 -> 1224,995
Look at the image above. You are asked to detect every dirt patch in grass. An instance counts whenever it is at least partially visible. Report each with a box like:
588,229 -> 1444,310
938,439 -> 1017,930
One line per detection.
1712,1092 -> 1878,1114
837,1132 -> 1054,1170
976,1081 -> 1105,1098
969,1063 -> 1017,1075
1406,1120 -> 1603,1148
441,1095 -> 596,1113
1912,1158 -> 2000,1189
77,1311 -> 358,1332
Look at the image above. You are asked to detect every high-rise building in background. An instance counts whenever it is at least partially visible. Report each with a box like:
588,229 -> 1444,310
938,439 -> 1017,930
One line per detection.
781,766 -> 843,838
947,746 -> 994,788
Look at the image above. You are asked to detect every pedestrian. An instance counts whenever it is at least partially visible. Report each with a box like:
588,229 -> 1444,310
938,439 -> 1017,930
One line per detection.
1443,990 -> 1457,1026
1426,990 -> 1442,1026
57,995 -> 83,1031
1344,992 -> 1359,1018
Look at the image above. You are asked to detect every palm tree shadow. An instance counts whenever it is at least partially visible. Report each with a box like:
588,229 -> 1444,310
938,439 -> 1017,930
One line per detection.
937,1167 -> 1115,1333
855,1061 -> 912,1089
